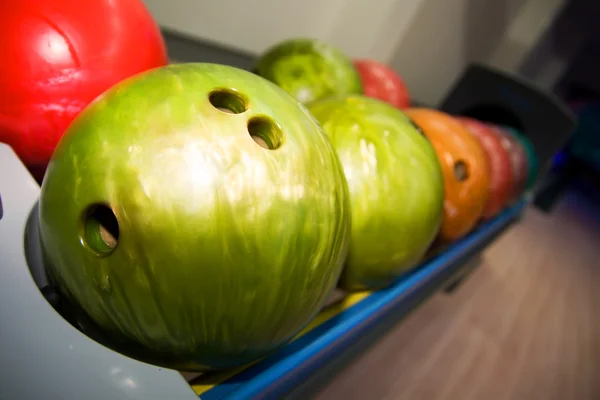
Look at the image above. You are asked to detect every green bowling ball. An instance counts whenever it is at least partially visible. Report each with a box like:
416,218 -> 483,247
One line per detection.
254,38 -> 363,104
502,126 -> 539,189
308,95 -> 444,291
39,63 -> 351,371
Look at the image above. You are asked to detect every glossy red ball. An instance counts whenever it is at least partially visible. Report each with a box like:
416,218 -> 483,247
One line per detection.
457,117 -> 513,218
0,0 -> 168,181
354,59 -> 410,109
488,124 -> 529,203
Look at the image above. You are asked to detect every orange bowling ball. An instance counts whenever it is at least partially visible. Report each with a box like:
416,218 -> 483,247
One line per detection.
405,109 -> 489,241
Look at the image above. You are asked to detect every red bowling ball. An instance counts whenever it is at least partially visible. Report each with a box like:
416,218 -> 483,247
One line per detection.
0,0 -> 168,182
489,125 -> 529,203
457,117 -> 513,218
354,59 -> 410,109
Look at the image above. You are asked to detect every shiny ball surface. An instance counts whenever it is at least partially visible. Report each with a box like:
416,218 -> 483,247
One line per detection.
502,126 -> 539,190
0,0 -> 167,181
354,59 -> 410,109
39,63 -> 351,371
457,117 -> 513,218
406,109 -> 490,242
489,125 -> 529,203
308,96 -> 444,291
254,38 -> 363,104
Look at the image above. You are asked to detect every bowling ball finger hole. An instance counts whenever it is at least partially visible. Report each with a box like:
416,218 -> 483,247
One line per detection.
81,204 -> 119,256
290,67 -> 305,78
454,161 -> 469,182
209,89 -> 248,114
247,116 -> 283,150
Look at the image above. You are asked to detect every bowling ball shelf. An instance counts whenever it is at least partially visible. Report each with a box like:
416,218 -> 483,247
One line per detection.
0,143 -> 525,400
0,32 -> 573,400
185,203 -> 525,399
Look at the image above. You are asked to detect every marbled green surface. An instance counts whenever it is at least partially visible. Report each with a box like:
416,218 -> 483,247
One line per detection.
254,38 -> 363,104
39,63 -> 351,371
308,96 -> 444,291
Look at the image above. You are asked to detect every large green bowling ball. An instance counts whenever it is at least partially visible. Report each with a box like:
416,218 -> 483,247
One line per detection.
307,95 -> 444,291
39,63 -> 351,371
254,38 -> 363,104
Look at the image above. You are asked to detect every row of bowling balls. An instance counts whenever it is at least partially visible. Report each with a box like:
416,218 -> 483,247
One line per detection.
2,0 -> 539,370
253,37 -> 538,239
38,57 -> 538,372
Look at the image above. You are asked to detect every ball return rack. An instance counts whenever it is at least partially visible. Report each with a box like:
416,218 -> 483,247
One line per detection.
0,57 -> 574,399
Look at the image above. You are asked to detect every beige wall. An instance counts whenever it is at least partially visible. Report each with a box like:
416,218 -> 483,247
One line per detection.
142,0 -> 422,60
146,0 -> 577,105
387,0 -> 570,105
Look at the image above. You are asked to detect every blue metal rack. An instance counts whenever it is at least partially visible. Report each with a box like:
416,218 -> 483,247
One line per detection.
190,201 -> 526,399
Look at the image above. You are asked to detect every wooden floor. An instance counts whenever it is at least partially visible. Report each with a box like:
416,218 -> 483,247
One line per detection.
314,188 -> 600,400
